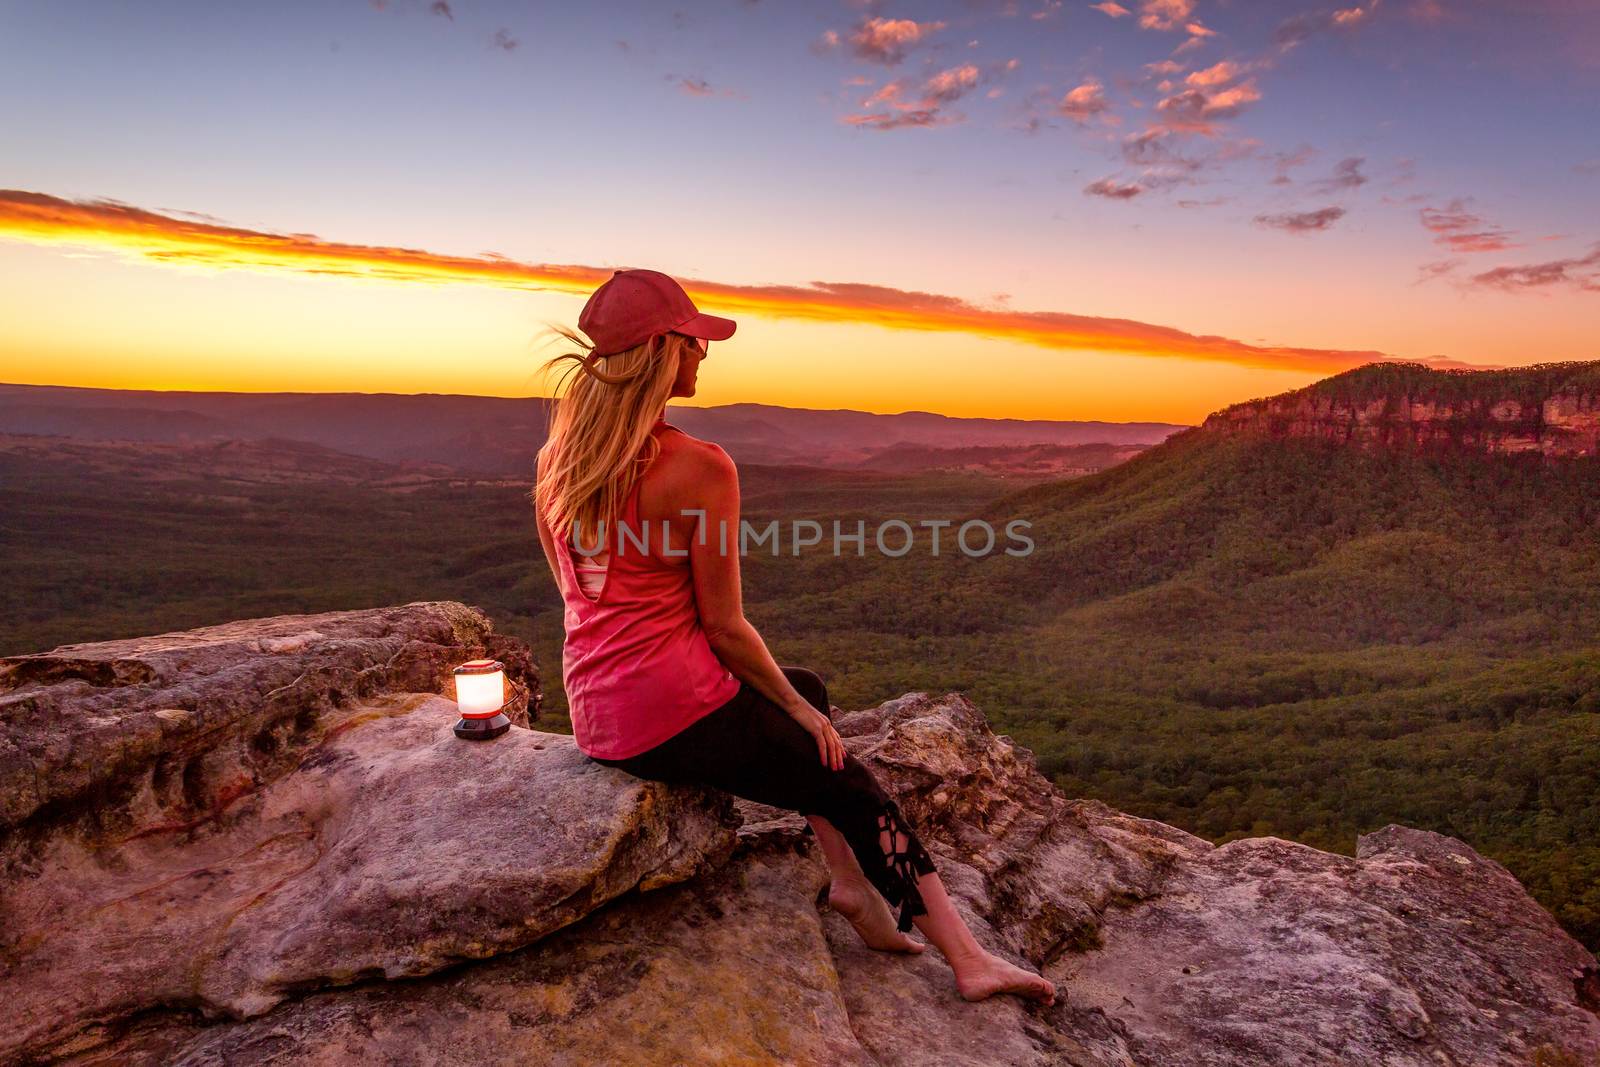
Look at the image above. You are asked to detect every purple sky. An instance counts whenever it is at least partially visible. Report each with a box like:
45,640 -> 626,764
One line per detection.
1,0 -> 1596,420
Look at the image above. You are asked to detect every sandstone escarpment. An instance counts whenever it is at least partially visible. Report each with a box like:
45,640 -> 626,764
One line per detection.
2,604 -> 1597,1065
1203,360 -> 1600,457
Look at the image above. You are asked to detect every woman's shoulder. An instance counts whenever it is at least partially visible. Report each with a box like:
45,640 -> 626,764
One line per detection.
653,423 -> 735,475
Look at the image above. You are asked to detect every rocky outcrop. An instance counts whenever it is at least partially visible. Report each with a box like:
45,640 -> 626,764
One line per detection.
0,600 -> 538,837
1203,360 -> 1600,457
3,604 -> 1597,1065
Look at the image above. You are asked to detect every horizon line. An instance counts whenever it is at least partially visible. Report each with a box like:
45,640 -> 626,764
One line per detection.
0,379 -> 1200,428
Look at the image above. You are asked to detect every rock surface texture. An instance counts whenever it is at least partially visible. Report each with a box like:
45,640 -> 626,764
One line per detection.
3,603 -> 1596,1066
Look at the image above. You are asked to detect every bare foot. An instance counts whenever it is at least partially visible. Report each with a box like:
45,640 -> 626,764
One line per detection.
826,876 -> 926,954
950,951 -> 1057,1005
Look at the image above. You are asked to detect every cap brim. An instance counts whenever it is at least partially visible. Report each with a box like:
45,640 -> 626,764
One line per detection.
674,311 -> 736,343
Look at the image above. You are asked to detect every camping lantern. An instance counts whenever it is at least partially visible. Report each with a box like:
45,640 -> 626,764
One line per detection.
452,658 -> 510,740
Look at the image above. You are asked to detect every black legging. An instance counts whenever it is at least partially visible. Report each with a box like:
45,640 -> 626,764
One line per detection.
589,666 -> 939,932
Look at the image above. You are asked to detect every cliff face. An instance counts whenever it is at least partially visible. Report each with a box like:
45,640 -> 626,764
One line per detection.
1202,360 -> 1600,457
2,603 -> 1598,1066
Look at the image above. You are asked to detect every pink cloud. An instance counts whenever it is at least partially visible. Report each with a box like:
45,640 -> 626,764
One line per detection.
844,16 -> 947,65
1469,243 -> 1600,291
1090,0 -> 1131,14
1275,1 -> 1381,47
1058,78 -> 1112,122
844,62 -> 1001,130
925,64 -> 982,103
1308,156 -> 1368,193
1255,206 -> 1347,233
1138,0 -> 1194,31
1414,259 -> 1460,284
1085,177 -> 1146,198
1185,59 -> 1242,87
842,109 -> 957,131
1419,198 -> 1519,253
1153,78 -> 1262,132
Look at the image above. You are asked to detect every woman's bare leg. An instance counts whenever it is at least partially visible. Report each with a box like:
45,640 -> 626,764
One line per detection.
907,867 -> 1056,1005
807,814 -> 923,953
809,814 -> 1057,1005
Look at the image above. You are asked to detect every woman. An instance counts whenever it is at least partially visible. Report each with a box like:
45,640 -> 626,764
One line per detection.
531,268 -> 1055,1005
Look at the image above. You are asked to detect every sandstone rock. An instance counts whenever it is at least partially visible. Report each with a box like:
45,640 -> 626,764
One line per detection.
2,696 -> 739,1062
0,601 -> 538,838
61,835 -> 872,1067
6,606 -> 1597,1066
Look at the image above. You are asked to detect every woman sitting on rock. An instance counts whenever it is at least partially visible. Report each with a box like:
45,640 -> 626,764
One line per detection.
531,268 -> 1055,1005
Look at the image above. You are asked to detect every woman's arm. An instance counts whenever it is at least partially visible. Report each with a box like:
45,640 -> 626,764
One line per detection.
684,442 -> 846,771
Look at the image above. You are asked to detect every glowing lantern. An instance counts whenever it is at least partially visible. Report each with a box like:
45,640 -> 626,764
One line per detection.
452,658 -> 509,740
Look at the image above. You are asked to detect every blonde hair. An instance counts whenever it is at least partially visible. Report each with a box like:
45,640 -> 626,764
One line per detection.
532,327 -> 697,553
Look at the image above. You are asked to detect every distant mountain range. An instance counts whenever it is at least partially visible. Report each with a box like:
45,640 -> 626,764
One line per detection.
0,383 -> 1186,477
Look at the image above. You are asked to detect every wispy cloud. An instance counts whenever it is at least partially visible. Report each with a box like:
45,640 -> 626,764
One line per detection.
1255,206 -> 1346,233
1275,1 -> 1381,48
1090,1 -> 1131,15
1418,198 -> 1518,253
1468,242 -> 1600,292
666,75 -> 745,100
1267,143 -> 1317,185
843,106 -> 956,131
1085,177 -> 1145,198
429,1 -> 453,21
0,188 -> 1475,373
844,60 -> 1015,130
1308,156 -> 1368,194
491,28 -> 518,51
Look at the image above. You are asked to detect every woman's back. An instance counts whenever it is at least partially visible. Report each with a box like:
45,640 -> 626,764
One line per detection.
544,419 -> 740,759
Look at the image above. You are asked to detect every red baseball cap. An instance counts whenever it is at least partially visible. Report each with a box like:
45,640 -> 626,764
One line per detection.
578,269 -> 737,358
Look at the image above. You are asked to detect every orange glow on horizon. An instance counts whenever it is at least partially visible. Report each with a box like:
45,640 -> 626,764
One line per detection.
0,188 -> 1489,378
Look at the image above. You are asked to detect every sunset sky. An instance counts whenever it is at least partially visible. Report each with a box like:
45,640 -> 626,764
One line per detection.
2,0 -> 1596,423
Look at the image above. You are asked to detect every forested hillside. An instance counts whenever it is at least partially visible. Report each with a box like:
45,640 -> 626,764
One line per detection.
761,420 -> 1600,953
4,365 -> 1598,952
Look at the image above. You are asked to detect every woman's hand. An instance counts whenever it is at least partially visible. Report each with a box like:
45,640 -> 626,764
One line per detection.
786,701 -> 846,771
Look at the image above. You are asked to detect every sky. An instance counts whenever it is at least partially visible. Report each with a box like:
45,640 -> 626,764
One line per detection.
1,0 -> 1596,424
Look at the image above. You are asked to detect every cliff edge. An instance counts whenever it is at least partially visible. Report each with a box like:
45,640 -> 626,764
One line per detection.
1202,360 -> 1600,457
2,603 -> 1596,1065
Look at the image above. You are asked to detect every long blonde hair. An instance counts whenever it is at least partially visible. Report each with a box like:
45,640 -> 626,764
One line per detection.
532,326 -> 696,553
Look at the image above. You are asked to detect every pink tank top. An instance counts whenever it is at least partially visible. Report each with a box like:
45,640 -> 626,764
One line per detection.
549,420 -> 741,759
